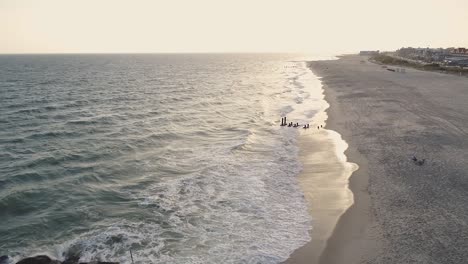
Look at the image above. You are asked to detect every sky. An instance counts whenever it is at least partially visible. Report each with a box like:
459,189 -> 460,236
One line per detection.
1,0 -> 468,54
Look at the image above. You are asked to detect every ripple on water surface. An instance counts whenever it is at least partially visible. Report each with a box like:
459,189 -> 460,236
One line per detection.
0,54 -> 331,263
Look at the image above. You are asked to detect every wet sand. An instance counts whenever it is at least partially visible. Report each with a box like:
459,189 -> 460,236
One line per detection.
286,126 -> 357,264
288,55 -> 468,264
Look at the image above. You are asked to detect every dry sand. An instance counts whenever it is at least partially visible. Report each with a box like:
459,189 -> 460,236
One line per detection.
288,55 -> 468,264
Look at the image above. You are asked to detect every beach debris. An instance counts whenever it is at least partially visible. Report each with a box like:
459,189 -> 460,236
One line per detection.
411,156 -> 425,166
416,159 -> 426,166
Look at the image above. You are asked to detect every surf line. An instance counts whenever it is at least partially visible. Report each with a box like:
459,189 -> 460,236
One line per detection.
284,70 -> 359,264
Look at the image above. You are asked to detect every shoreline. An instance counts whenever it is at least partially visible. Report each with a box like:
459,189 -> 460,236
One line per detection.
285,57 -> 369,264
313,60 -> 375,264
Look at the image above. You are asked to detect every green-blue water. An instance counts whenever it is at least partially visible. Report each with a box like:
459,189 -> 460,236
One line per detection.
0,54 -> 327,263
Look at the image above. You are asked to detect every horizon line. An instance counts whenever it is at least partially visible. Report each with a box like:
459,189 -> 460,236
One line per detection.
0,51 -> 359,56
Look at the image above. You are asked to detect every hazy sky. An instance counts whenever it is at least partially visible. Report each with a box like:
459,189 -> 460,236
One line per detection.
1,0 -> 467,53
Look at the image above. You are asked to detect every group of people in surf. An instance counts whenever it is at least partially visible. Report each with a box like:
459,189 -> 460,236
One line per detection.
280,116 -> 322,130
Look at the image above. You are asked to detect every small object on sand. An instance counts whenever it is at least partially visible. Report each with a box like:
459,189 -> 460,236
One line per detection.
412,156 -> 418,162
317,126 -> 320,129
320,125 -> 323,128
416,159 -> 426,166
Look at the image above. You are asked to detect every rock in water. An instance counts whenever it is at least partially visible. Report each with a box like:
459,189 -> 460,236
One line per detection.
14,255 -> 119,264
15,255 -> 60,264
0,256 -> 9,264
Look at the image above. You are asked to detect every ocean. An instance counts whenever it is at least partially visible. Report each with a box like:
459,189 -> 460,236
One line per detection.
0,54 -> 332,263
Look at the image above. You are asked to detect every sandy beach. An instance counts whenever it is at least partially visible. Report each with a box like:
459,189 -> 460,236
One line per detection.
288,55 -> 468,264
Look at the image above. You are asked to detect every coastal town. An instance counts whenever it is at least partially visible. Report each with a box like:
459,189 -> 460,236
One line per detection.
395,47 -> 468,67
361,47 -> 468,68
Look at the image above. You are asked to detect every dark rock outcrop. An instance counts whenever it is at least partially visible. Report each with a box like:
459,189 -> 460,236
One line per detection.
16,255 -> 60,264
1,255 -> 9,264
11,255 -> 118,264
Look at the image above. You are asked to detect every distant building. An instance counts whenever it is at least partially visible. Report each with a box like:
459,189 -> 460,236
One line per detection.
452,47 -> 466,54
396,47 -> 468,63
359,50 -> 379,56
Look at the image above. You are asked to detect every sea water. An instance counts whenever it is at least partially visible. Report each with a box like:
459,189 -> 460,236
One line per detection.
0,54 -> 332,263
